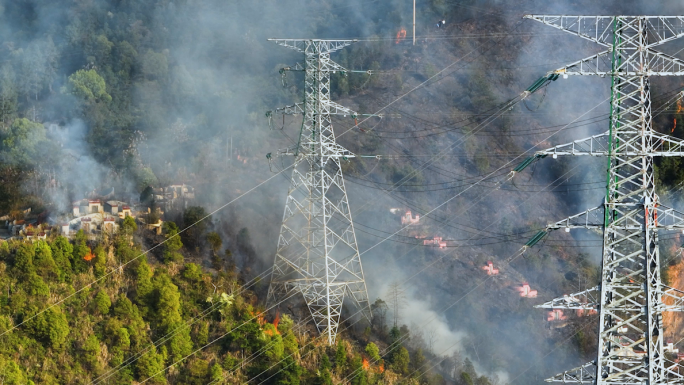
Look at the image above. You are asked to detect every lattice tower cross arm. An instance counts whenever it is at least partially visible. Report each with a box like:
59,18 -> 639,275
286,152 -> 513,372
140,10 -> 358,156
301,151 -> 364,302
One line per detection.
524,15 -> 684,384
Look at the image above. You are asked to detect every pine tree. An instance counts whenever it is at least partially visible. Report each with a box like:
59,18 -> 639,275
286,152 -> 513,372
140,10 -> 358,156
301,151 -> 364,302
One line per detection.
335,340 -> 347,370
94,290 -> 111,314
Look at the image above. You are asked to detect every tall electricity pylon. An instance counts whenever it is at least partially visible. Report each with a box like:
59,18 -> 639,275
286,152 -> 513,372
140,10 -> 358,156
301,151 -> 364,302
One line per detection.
266,39 -> 371,345
519,16 -> 684,383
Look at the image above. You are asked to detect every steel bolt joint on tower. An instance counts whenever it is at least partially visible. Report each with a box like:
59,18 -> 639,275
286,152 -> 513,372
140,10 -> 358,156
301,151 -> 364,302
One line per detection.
520,15 -> 684,384
266,39 -> 371,345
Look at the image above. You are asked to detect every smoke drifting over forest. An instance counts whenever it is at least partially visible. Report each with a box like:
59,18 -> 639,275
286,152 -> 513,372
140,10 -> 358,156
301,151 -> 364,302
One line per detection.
2,0 -> 684,384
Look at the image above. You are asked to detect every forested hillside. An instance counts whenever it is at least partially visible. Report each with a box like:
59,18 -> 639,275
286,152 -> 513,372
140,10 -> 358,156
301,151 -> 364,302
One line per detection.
0,0 -> 516,383
0,221 -> 498,384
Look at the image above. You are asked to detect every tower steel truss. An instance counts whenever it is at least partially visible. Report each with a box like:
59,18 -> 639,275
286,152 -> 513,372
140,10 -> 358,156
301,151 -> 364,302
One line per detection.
523,16 -> 684,383
266,39 -> 370,345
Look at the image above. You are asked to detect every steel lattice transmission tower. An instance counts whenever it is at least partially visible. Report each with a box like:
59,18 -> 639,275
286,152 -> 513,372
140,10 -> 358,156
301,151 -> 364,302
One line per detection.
519,15 -> 684,383
266,39 -> 371,345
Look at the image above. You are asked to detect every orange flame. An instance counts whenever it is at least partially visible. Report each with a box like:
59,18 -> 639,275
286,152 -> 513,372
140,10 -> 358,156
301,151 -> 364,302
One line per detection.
378,362 -> 385,373
83,247 -> 95,261
362,357 -> 370,370
248,309 -> 265,325
396,28 -> 407,44
273,311 -> 280,331
677,100 -> 683,114
673,118 -> 677,133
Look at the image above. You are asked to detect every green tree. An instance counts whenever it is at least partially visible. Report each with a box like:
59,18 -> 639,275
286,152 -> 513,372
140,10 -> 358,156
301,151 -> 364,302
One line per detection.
365,342 -> 381,362
25,273 -> 49,297
66,69 -> 111,103
83,334 -> 102,373
182,263 -> 202,282
121,216 -> 138,236
283,331 -> 298,357
460,372 -> 474,385
0,65 -> 18,125
429,374 -> 447,385
140,185 -> 155,206
17,37 -> 57,100
182,206 -> 208,249
0,358 -> 29,385
31,307 -> 69,349
412,348 -> 426,376
134,167 -> 158,192
335,340 -> 347,370
88,35 -> 114,65
136,257 -> 154,307
0,240 -> 9,260
33,241 -> 60,278
141,49 -> 169,80
153,274 -> 193,360
263,324 -> 284,361
206,232 -> 222,254
371,298 -> 388,333
110,327 -> 131,366
210,363 -> 222,383
317,354 -> 333,385
135,345 -> 167,384
195,321 -> 209,346
153,274 -> 194,363
391,347 -> 410,375
155,274 -> 182,329
162,221 -> 183,263
93,245 -> 107,277
113,41 -> 138,74
168,324 -> 193,362
350,356 -> 368,385
94,290 -> 112,314
50,236 -> 73,281
72,229 -> 89,273
13,242 -> 35,275
207,232 -> 223,270
1,118 -> 48,167
181,358 -> 211,385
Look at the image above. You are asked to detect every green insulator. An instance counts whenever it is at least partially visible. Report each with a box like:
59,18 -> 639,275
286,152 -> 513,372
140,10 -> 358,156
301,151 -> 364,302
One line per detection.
265,111 -> 272,118
513,153 -> 548,173
526,76 -> 546,93
526,73 -> 560,93
513,157 -> 535,172
525,230 -> 548,247
266,153 -> 272,159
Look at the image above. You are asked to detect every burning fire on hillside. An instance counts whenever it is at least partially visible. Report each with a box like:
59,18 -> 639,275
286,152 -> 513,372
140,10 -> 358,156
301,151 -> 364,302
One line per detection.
83,247 -> 95,261
396,28 -> 407,44
273,311 -> 280,332
672,100 -> 682,133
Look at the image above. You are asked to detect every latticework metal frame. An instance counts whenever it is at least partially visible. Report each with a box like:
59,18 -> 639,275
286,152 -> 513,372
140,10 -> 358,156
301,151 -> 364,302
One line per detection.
525,15 -> 684,384
266,39 -> 370,345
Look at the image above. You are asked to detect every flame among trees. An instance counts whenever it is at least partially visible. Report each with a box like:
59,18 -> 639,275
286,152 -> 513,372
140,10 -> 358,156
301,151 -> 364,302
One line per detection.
396,27 -> 407,44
